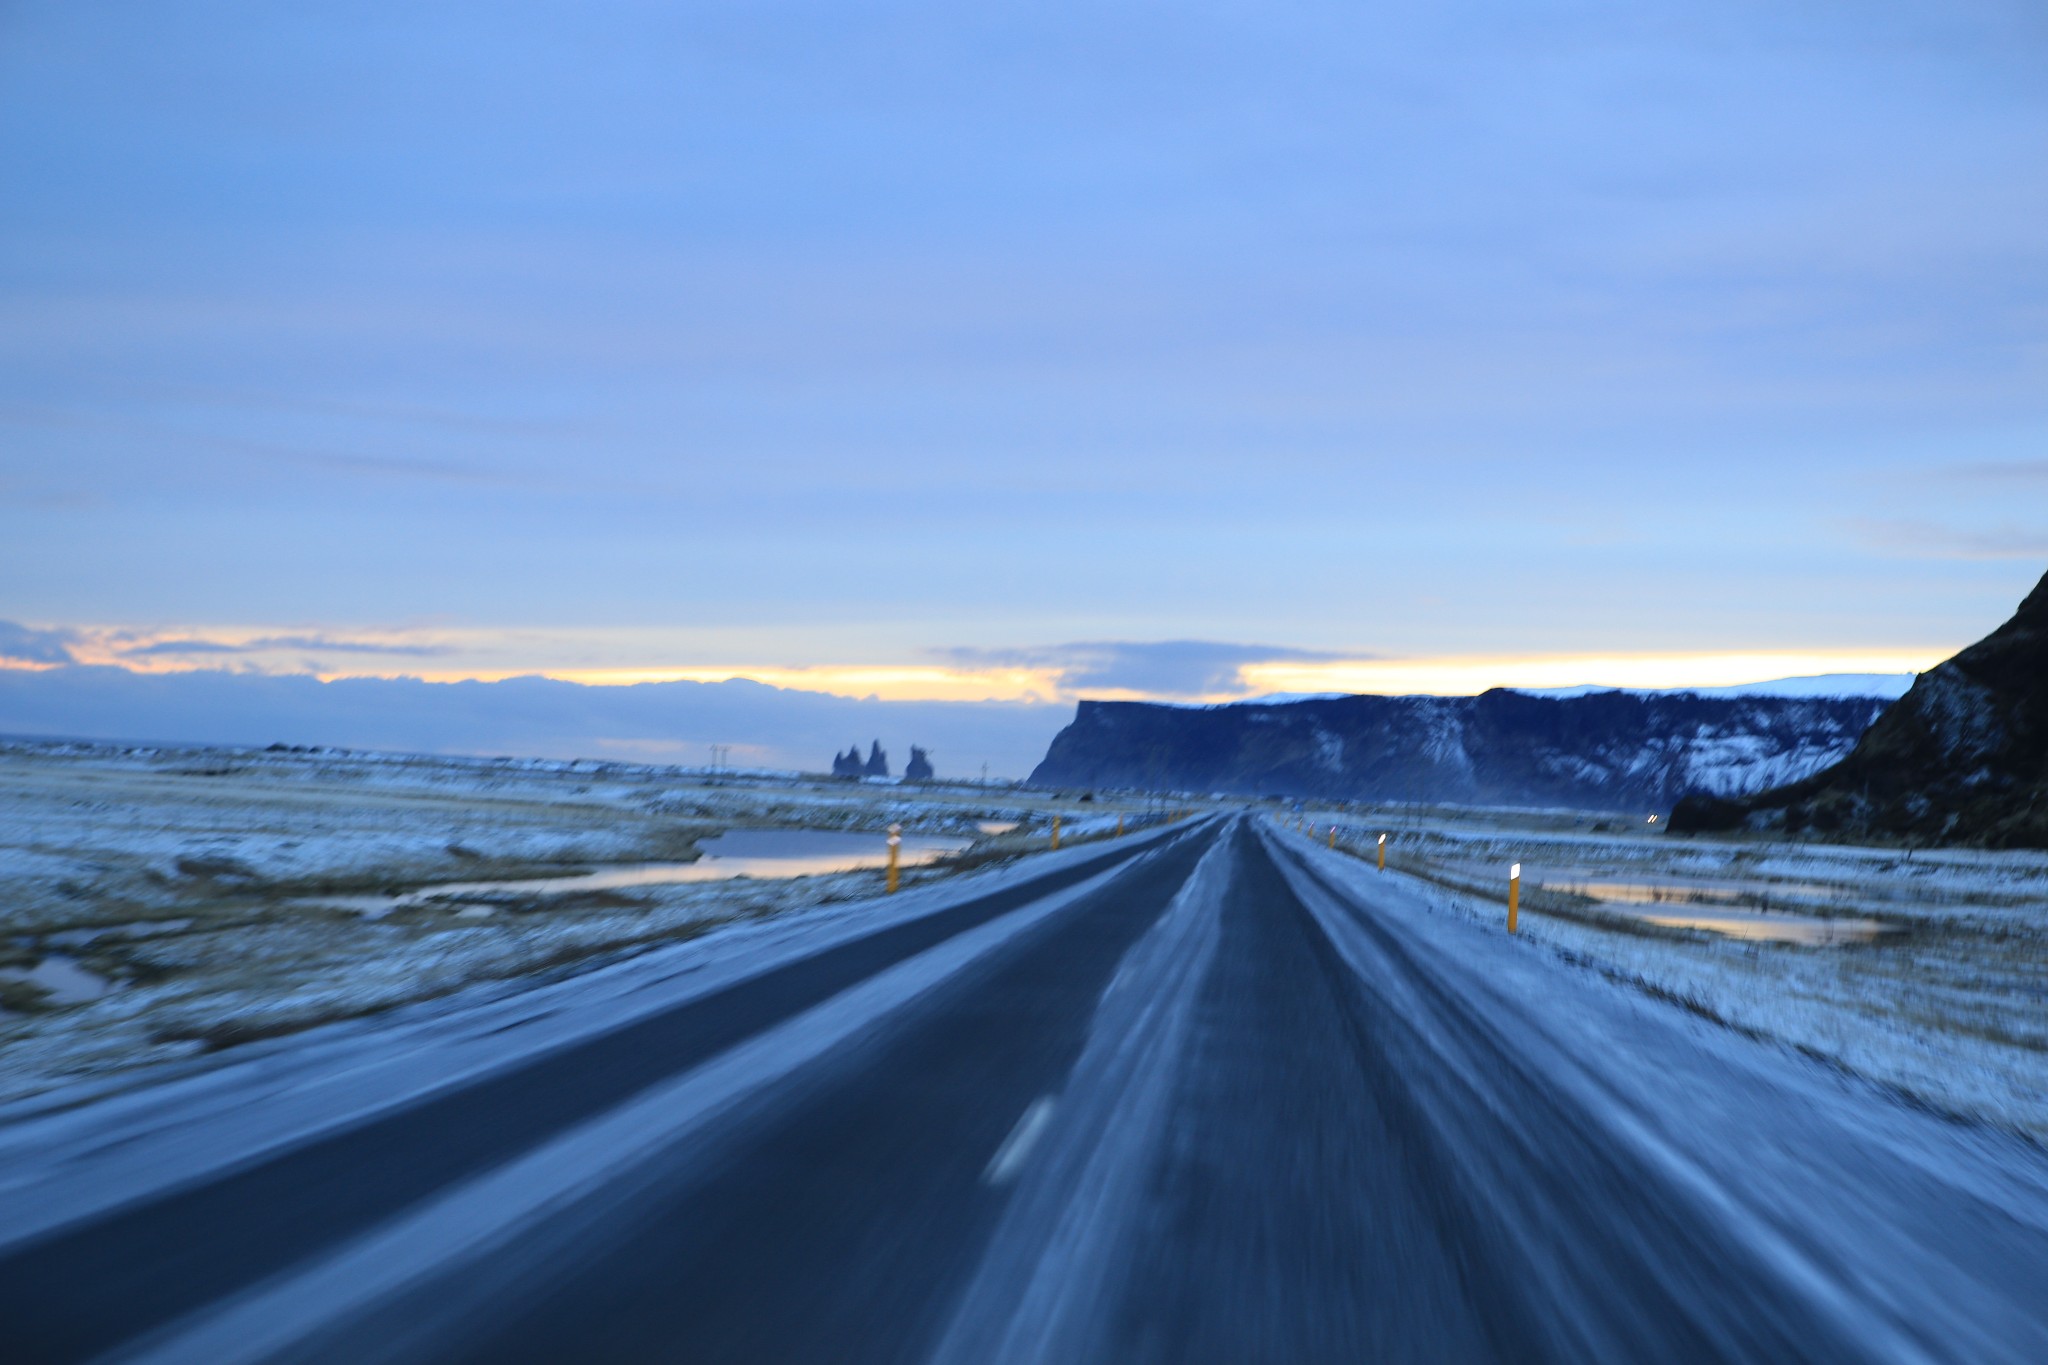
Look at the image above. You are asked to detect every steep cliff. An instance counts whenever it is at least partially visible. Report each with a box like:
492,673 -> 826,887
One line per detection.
1030,688 -> 1887,812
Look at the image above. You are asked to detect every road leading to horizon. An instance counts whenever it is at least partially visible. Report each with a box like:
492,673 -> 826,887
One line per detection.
2,816 -> 2045,1363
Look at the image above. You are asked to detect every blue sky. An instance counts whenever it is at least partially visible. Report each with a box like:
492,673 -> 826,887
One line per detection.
3,0 -> 2044,703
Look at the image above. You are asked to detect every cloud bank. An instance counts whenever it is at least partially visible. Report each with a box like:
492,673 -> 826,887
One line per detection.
0,620 -> 77,665
935,641 -> 1353,699
0,666 -> 1068,780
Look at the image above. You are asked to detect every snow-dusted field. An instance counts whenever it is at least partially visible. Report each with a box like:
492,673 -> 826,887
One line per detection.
1303,802 -> 2048,1140
9,735 -> 2042,1147
0,738 -> 1136,1109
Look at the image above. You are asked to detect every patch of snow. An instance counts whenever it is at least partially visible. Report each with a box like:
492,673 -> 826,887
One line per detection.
0,956 -> 115,1005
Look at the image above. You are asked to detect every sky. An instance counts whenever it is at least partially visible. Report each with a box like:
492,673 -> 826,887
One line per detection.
3,0 -> 2045,711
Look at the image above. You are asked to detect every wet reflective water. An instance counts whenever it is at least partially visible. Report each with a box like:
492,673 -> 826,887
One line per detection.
343,828 -> 972,917
977,821 -> 1020,836
1543,878 -> 1839,908
1633,910 -> 1889,946
1539,876 -> 1892,945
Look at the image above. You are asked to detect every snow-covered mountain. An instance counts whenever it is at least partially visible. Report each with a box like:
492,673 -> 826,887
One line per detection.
1028,689 -> 1889,811
1514,673 -> 1915,701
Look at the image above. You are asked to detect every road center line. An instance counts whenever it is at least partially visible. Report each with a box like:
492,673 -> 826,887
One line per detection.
984,1097 -> 1058,1186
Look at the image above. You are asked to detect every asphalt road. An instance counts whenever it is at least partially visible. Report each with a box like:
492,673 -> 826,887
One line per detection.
4,815 -> 2046,1363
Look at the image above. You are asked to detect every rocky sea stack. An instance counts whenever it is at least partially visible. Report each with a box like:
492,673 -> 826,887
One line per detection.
1670,568 -> 2048,848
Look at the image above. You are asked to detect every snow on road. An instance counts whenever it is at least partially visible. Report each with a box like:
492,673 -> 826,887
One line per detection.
1308,808 -> 2048,1140
1267,820 -> 2048,1363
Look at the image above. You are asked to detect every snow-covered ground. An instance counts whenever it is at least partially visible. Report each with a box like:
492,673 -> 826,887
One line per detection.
0,738 -> 1142,1108
1297,803 -> 2048,1140
10,733 -> 2042,1148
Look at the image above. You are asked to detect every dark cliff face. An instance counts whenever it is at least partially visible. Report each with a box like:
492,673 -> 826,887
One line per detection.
1029,688 -> 1887,812
1671,569 -> 2048,848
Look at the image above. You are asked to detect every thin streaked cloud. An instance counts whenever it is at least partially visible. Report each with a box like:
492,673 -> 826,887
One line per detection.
1953,459 -> 2048,484
934,642 -> 1356,699
1849,518 -> 2048,562
117,634 -> 451,659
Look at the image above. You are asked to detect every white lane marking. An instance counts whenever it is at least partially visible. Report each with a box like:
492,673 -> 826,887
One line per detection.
984,1097 -> 1059,1186
931,824 -> 1235,1365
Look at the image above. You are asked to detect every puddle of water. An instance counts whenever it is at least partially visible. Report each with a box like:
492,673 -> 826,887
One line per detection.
1534,873 -> 1890,945
1542,877 -> 1840,908
0,954 -> 116,1004
334,828 -> 971,917
1635,910 -> 1891,946
977,821 -> 1020,836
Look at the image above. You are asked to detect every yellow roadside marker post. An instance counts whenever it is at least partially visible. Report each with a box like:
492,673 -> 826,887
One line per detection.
1377,833 -> 1386,871
1508,862 -> 1521,934
1116,814 -> 1125,837
1051,814 -> 1062,851
886,824 -> 902,894
1328,825 -> 1336,849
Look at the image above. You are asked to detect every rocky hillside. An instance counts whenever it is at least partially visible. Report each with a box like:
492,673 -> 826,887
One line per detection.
1029,688 -> 1888,812
1671,569 -> 2048,848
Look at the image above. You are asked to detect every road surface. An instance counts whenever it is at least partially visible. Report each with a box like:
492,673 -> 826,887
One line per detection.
1,815 -> 2045,1362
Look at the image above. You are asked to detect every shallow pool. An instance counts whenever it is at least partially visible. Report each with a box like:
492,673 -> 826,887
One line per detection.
340,828 -> 972,917
1541,877 -> 1841,909
1632,909 -> 1891,946
1538,874 -> 1893,945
